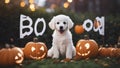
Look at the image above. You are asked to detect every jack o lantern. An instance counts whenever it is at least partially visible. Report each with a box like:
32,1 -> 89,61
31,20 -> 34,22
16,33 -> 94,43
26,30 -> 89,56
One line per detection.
76,39 -> 98,59
74,25 -> 84,34
24,38 -> 48,60
0,47 -> 24,66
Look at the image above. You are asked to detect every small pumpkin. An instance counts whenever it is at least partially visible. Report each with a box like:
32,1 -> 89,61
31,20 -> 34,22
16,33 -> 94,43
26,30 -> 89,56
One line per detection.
74,25 -> 84,34
76,39 -> 98,59
98,47 -> 109,57
98,47 -> 117,58
0,47 -> 24,66
108,47 -> 117,57
114,48 -> 120,58
24,38 -> 48,60
94,19 -> 101,28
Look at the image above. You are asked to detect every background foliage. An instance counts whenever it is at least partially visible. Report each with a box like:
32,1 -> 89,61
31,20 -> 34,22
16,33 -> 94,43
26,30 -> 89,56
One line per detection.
0,2 -> 120,48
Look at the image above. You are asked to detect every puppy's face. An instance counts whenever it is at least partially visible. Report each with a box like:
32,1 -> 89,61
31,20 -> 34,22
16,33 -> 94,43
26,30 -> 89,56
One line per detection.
49,14 -> 74,34
55,20 -> 68,34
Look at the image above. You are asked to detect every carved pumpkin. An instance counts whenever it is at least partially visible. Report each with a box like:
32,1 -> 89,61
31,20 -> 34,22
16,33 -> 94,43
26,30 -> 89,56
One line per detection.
0,47 -> 24,66
76,39 -> 98,59
74,25 -> 84,34
24,38 -> 47,60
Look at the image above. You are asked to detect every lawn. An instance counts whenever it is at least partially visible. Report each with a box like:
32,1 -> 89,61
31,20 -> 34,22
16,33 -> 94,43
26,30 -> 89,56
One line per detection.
6,57 -> 119,68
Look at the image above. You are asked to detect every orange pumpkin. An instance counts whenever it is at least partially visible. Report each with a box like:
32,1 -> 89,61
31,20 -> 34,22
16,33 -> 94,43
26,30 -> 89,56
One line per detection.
94,19 -> 101,28
74,25 -> 84,34
108,47 -> 117,57
98,47 -> 118,58
98,47 -> 109,57
20,1 -> 25,7
24,38 -> 47,60
114,48 -> 120,58
0,47 -> 24,66
76,39 -> 98,59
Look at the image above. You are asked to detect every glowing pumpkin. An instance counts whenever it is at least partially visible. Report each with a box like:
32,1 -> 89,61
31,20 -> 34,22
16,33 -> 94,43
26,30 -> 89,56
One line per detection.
24,38 -> 47,60
76,39 -> 98,59
0,47 -> 24,66
74,25 -> 84,34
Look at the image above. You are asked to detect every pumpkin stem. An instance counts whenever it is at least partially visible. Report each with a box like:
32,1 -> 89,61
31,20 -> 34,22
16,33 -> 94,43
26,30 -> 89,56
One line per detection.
84,35 -> 89,40
5,44 -> 10,48
33,37 -> 38,42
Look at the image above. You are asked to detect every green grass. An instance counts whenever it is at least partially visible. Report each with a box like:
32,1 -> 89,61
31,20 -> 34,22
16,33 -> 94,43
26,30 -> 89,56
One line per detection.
0,58 -> 120,68
21,58 -> 120,68
22,59 -> 100,68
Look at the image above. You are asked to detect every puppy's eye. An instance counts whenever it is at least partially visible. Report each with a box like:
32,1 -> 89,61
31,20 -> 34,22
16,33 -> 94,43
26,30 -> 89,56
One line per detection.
57,22 -> 59,24
63,22 -> 66,24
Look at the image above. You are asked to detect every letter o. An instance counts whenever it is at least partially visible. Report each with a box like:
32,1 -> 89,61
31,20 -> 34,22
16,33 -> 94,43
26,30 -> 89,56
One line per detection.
83,19 -> 93,32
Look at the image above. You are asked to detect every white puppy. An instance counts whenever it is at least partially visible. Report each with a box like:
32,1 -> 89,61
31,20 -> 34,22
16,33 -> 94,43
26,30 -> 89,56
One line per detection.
47,14 -> 76,60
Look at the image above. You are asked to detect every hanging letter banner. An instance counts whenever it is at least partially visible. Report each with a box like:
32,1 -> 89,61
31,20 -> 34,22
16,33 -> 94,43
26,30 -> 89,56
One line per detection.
82,16 -> 105,36
20,14 -> 46,39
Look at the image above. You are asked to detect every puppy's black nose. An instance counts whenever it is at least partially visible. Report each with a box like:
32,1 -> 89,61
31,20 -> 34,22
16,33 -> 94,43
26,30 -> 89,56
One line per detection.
60,26 -> 63,30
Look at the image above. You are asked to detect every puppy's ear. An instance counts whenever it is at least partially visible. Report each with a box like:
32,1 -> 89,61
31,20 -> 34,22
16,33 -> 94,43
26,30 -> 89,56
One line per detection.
49,16 -> 55,30
67,16 -> 74,29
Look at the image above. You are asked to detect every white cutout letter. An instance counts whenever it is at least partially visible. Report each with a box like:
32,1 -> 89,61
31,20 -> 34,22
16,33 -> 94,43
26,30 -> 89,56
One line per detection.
95,17 -> 105,35
83,19 -> 93,32
34,18 -> 46,36
20,14 -> 33,38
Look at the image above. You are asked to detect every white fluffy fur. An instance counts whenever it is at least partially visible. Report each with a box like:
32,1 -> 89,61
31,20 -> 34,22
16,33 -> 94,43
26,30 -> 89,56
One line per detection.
47,14 -> 76,59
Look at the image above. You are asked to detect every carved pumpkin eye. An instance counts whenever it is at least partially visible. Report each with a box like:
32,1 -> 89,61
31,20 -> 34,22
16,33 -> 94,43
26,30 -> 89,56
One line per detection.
31,47 -> 36,52
79,46 -> 82,50
15,53 -> 22,60
85,43 -> 90,49
40,46 -> 44,51
15,56 -> 19,60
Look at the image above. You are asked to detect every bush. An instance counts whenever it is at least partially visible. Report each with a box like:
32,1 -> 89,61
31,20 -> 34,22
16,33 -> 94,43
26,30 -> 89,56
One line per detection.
0,5 -> 120,48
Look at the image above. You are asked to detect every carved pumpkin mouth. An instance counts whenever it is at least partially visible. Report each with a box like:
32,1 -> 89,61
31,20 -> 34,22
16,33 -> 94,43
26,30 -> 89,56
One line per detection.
77,51 -> 91,56
15,53 -> 24,64
14,48 -> 24,64
30,53 -> 46,60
